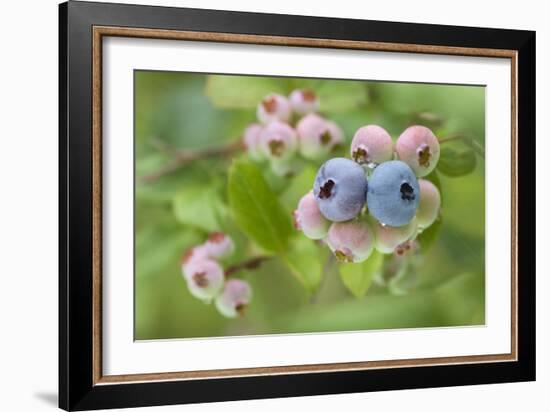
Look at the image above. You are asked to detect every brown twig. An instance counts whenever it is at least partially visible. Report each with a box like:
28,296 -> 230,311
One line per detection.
140,138 -> 245,184
224,256 -> 272,277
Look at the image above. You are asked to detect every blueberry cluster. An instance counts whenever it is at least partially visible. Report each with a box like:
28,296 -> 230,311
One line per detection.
243,90 -> 343,175
294,125 -> 442,263
181,232 -> 252,318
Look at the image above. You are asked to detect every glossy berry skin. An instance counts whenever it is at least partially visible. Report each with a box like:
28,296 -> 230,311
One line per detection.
367,160 -> 420,227
182,259 -> 224,303
258,121 -> 297,161
371,216 -> 417,254
204,232 -> 235,259
289,89 -> 319,115
396,125 -> 440,177
313,158 -> 368,222
416,179 -> 441,229
294,191 -> 330,240
326,220 -> 374,263
296,114 -> 343,160
256,93 -> 291,124
215,279 -> 252,318
350,125 -> 394,165
243,123 -> 264,161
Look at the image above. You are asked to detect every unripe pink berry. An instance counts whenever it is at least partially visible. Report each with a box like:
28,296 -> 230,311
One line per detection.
242,123 -> 264,161
326,220 -> 374,263
294,191 -> 330,239
204,232 -> 235,259
258,121 -> 297,161
183,259 -> 224,303
215,279 -> 252,318
371,217 -> 417,254
256,93 -> 291,124
181,245 -> 209,272
396,125 -> 440,177
296,113 -> 343,159
416,179 -> 441,229
289,89 -> 319,115
394,239 -> 419,257
350,125 -> 394,165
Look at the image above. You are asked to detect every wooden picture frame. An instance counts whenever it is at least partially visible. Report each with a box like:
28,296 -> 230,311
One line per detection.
59,1 -> 535,410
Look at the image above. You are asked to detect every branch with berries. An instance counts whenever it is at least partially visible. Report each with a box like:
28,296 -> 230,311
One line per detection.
176,85 -> 480,316
181,232 -> 257,318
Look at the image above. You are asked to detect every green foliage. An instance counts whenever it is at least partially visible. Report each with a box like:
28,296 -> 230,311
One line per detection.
295,78 -> 368,112
283,236 -> 328,293
136,215 -> 201,280
339,251 -> 383,298
438,146 -> 477,177
277,272 -> 483,333
205,75 -> 368,112
172,184 -> 227,232
279,166 -> 317,212
227,159 -> 293,253
418,218 -> 443,251
134,71 -> 486,340
135,71 -> 251,149
433,272 -> 485,325
206,75 -> 291,109
374,82 -> 485,140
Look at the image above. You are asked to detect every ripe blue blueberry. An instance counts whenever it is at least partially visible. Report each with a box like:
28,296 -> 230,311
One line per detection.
313,158 -> 368,222
367,160 -> 420,227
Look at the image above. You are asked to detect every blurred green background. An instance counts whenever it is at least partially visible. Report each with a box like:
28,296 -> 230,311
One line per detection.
134,70 -> 485,340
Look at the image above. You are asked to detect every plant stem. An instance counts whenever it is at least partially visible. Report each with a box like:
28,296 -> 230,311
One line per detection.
309,253 -> 336,304
438,134 -> 464,143
140,138 -> 244,184
224,256 -> 272,277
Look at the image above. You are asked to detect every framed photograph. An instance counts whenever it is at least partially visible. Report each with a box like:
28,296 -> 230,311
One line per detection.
59,1 -> 535,410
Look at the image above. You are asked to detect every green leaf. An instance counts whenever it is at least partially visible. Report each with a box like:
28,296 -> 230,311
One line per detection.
437,147 -> 477,177
279,166 -> 317,212
417,217 -> 442,251
297,79 -> 368,113
228,159 -> 292,252
172,185 -> 225,232
283,237 -> 326,293
205,75 -> 368,112
205,75 -> 290,109
375,82 -> 486,140
339,251 -> 384,298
